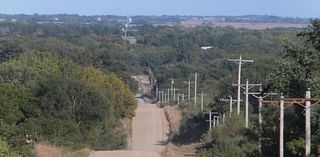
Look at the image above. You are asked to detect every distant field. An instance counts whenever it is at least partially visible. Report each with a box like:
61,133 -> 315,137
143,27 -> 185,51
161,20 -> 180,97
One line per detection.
180,21 -> 308,30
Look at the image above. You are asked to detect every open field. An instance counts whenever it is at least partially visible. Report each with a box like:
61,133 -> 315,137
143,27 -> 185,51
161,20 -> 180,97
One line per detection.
181,21 -> 307,29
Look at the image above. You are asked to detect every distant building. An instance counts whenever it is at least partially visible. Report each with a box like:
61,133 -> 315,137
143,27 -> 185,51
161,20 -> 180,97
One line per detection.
0,18 -> 5,22
97,17 -> 102,21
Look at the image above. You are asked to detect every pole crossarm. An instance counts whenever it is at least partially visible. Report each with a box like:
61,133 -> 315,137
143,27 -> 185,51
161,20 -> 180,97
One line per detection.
228,58 -> 254,64
169,88 -> 180,91
183,81 -> 194,83
204,112 -> 219,115
262,98 -> 320,107
220,98 -> 242,102
248,92 -> 277,98
233,83 -> 262,90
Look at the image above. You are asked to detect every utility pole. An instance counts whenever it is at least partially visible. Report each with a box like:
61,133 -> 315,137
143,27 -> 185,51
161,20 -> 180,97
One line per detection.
205,111 -> 218,141
220,96 -> 240,117
305,89 -> 311,156
262,90 -> 320,157
201,92 -> 204,111
233,79 -> 261,128
156,85 -> 159,100
170,78 -> 175,99
161,91 -> 164,103
209,111 -> 212,132
213,115 -> 216,128
197,92 -> 207,111
222,113 -> 225,124
228,55 -> 254,115
173,88 -> 180,102
159,91 -> 162,103
244,79 -> 261,128
182,93 -> 185,102
167,88 -> 170,102
248,85 -> 277,156
184,80 -> 194,101
164,92 -> 167,103
216,116 -> 220,125
213,116 -> 220,127
192,72 -> 202,107
194,72 -> 198,106
280,95 -> 284,157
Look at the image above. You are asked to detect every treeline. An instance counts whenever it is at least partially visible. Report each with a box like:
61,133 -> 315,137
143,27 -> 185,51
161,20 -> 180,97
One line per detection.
0,52 -> 136,156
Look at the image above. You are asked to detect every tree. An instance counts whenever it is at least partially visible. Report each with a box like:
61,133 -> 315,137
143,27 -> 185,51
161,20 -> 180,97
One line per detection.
266,19 -> 320,156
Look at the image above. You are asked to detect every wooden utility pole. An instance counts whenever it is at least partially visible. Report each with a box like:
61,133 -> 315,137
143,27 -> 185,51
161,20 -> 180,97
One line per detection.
280,95 -> 284,157
206,111 -> 218,131
220,96 -> 240,117
191,72 -> 203,107
305,89 -> 311,156
184,80 -> 194,101
262,89 -> 320,157
201,92 -> 204,111
222,113 -> 225,124
247,85 -> 277,156
197,92 -> 207,111
213,115 -> 216,128
194,72 -> 198,107
228,55 -> 254,115
233,79 -> 260,128
173,88 -> 180,102
170,78 -> 175,99
161,91 -> 164,103
156,84 -> 159,100
167,88 -> 170,102
164,92 -> 167,103
182,93 -> 185,102
209,111 -> 212,132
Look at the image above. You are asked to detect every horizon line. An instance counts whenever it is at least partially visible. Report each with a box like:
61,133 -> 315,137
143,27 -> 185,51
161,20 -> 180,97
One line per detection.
0,13 -> 317,19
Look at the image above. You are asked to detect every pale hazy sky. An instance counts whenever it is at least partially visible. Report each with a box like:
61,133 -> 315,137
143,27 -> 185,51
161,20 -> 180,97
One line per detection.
0,0 -> 319,18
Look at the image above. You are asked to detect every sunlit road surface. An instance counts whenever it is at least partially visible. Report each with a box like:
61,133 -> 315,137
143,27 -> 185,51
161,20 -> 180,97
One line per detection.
89,98 -> 169,157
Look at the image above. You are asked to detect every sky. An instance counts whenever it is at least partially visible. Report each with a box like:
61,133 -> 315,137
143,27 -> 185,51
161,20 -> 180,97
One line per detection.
0,0 -> 319,18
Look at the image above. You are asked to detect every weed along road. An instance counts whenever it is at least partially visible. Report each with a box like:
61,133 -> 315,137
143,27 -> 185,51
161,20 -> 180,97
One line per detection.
89,97 -> 169,157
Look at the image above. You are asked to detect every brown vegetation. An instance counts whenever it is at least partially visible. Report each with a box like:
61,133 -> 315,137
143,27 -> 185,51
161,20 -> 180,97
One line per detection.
162,106 -> 199,157
35,144 -> 89,157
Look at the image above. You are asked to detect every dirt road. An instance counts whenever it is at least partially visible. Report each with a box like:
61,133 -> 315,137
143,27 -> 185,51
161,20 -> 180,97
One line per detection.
89,98 -> 169,157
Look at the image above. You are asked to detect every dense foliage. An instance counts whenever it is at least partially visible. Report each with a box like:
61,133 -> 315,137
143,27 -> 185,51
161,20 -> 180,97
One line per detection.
0,52 -> 136,156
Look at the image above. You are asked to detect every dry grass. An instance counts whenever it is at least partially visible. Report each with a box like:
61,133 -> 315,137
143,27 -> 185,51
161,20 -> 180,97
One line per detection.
181,20 -> 307,30
162,105 -> 199,157
35,144 -> 63,157
35,144 -> 89,157
161,143 -> 198,157
164,105 -> 182,135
